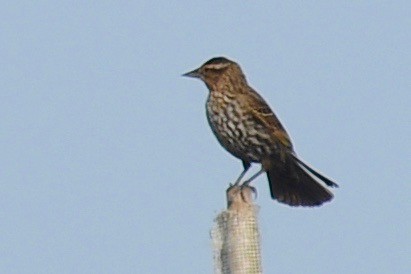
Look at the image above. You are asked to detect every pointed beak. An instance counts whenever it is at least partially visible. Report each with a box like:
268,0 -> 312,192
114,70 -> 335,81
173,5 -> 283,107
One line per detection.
182,68 -> 200,78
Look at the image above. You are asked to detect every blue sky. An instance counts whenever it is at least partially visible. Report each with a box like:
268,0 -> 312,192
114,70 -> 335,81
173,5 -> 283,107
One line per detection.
1,1 -> 410,273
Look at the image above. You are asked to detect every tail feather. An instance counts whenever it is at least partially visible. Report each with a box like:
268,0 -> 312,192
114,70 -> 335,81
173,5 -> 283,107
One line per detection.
266,154 -> 335,207
292,155 -> 339,188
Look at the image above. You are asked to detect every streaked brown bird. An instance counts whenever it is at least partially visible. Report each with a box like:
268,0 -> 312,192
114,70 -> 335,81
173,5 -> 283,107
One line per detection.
183,57 -> 338,207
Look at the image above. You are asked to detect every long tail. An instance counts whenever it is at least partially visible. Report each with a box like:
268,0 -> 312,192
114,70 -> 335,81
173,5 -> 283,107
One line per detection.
266,154 -> 338,207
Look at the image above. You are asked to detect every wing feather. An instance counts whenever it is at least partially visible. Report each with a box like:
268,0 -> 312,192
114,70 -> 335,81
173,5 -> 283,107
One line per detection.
238,89 -> 293,150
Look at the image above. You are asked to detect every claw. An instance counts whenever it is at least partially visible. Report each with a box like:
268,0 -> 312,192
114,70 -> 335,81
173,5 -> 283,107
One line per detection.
240,184 -> 258,200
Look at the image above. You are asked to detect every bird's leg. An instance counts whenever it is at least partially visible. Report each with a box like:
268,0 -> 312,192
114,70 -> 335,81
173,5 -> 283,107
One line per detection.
233,161 -> 251,185
242,167 -> 265,186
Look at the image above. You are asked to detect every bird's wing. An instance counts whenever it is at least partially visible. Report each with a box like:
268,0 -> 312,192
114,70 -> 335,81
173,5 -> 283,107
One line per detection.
238,89 -> 293,150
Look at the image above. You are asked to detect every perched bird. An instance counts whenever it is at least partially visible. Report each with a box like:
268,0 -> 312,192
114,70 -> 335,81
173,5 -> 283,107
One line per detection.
183,57 -> 338,207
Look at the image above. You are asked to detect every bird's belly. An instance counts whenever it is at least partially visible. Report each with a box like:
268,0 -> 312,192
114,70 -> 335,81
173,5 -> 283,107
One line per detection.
206,102 -> 277,162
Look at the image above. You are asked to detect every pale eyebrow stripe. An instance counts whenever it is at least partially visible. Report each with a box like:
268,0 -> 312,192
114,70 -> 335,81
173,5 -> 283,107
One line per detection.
205,63 -> 229,70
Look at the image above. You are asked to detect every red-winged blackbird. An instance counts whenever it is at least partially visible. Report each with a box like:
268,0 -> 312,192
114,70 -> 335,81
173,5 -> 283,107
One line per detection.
183,57 -> 338,207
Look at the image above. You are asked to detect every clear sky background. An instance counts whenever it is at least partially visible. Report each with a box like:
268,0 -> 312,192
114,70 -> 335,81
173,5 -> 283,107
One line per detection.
1,2 -> 410,273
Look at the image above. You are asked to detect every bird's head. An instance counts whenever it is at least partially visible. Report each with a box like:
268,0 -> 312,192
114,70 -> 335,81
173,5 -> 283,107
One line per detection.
183,57 -> 246,90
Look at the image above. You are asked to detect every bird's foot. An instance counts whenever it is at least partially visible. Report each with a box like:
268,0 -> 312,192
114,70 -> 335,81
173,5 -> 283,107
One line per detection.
226,183 -> 257,206
240,183 -> 257,200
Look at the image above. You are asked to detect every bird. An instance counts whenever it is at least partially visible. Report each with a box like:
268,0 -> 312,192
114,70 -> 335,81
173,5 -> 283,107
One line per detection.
183,57 -> 338,207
